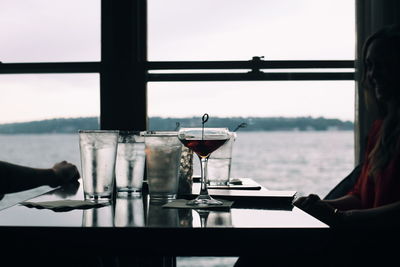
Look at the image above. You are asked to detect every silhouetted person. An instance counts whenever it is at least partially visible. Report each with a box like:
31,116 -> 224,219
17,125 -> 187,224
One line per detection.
235,24 -> 400,267
0,160 -> 79,195
0,161 -> 81,266
294,24 -> 400,228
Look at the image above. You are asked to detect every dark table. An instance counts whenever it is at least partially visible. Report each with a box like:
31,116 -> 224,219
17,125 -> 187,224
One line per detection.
0,179 -> 331,266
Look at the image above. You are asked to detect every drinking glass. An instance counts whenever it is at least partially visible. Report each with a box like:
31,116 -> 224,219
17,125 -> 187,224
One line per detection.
79,130 -> 119,202
178,128 -> 229,206
207,131 -> 236,186
142,131 -> 183,200
115,131 -> 145,195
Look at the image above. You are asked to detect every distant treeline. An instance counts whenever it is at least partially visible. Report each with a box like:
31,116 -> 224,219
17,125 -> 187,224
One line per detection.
0,118 -> 99,134
0,116 -> 353,134
150,117 -> 354,131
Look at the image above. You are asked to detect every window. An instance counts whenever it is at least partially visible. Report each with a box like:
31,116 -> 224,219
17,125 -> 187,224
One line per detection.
0,74 -> 99,123
0,1 -> 355,195
0,1 -> 356,265
148,0 -> 355,196
0,0 -> 100,63
148,81 -> 354,120
0,1 -> 100,169
148,0 -> 355,61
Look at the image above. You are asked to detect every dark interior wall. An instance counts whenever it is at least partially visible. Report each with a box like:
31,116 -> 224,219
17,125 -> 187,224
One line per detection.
355,0 -> 400,164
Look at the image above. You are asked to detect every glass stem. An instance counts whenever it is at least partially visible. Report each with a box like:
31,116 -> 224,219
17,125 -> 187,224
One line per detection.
199,156 -> 209,196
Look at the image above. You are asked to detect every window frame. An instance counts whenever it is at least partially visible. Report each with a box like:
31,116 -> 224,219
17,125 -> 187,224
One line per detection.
0,0 -> 355,131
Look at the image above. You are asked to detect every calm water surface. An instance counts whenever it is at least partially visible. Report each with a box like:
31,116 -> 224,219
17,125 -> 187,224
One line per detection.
0,131 -> 354,267
0,131 -> 354,197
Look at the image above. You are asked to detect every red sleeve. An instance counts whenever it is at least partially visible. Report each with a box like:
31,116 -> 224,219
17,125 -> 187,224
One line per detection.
347,171 -> 361,197
347,120 -> 383,198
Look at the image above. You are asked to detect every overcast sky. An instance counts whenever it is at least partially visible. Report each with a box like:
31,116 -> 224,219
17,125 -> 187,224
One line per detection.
0,0 -> 355,123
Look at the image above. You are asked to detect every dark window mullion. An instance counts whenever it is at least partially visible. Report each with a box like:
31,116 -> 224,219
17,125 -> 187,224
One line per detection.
146,59 -> 355,81
100,0 -> 147,131
147,60 -> 355,70
0,62 -> 100,74
148,72 -> 355,82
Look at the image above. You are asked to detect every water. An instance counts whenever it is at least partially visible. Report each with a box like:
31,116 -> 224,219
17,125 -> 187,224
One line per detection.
207,133 -> 235,186
0,132 -> 354,197
79,131 -> 118,200
184,131 -> 355,197
0,131 -> 354,267
116,142 -> 146,192
207,158 -> 231,185
144,133 -> 183,199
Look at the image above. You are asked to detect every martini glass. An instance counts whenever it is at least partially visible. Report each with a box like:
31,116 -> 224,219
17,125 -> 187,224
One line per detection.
178,128 -> 229,206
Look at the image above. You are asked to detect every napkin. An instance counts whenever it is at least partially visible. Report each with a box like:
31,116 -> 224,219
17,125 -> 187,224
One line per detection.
162,199 -> 234,210
20,200 -> 110,212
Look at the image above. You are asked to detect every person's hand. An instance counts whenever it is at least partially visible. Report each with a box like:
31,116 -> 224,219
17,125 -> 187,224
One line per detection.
49,161 -> 80,187
293,194 -> 342,226
53,180 -> 80,198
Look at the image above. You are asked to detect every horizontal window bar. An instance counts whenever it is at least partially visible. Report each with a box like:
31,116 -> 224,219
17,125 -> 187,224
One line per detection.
0,62 -> 100,74
149,68 -> 355,74
147,60 -> 355,70
0,60 -> 354,73
0,61 -> 355,82
148,72 -> 355,82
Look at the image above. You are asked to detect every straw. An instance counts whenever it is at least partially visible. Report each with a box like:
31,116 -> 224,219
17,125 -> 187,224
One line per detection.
202,113 -> 209,140
233,122 -> 247,132
175,122 -> 180,131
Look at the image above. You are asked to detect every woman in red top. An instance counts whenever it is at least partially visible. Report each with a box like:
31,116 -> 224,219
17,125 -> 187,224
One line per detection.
294,24 -> 400,227
235,25 -> 400,267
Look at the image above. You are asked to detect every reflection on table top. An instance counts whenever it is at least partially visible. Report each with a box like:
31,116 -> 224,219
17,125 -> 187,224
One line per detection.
0,179 -> 332,256
0,179 -> 327,229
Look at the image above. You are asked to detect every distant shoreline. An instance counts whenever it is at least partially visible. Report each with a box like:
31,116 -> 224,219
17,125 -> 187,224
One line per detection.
0,116 -> 354,134
0,129 -> 354,135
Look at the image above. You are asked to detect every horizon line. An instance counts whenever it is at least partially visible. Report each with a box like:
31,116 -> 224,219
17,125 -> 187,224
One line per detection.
0,115 -> 354,125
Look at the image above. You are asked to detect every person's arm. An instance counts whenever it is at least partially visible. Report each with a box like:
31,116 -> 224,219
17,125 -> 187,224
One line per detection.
339,201 -> 400,227
0,161 -> 80,194
322,194 -> 362,210
295,194 -> 400,227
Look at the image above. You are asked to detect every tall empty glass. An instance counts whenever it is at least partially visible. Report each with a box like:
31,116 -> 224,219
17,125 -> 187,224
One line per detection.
207,132 -> 237,186
79,130 -> 119,202
115,131 -> 145,195
142,131 -> 182,200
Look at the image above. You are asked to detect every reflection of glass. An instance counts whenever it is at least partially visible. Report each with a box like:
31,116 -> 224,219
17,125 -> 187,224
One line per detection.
195,209 -> 210,228
114,195 -> 145,227
178,209 -> 193,227
194,210 -> 232,228
147,200 -> 179,227
178,128 -> 229,206
82,206 -> 113,227
207,211 -> 232,227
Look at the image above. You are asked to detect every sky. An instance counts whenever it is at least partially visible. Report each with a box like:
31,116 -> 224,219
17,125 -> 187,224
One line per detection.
0,0 -> 355,123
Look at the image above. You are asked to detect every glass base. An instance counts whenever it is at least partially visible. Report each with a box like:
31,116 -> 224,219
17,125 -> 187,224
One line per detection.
116,190 -> 142,197
186,194 -> 223,206
117,187 -> 142,196
84,193 -> 112,203
149,193 -> 176,201
208,180 -> 229,186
